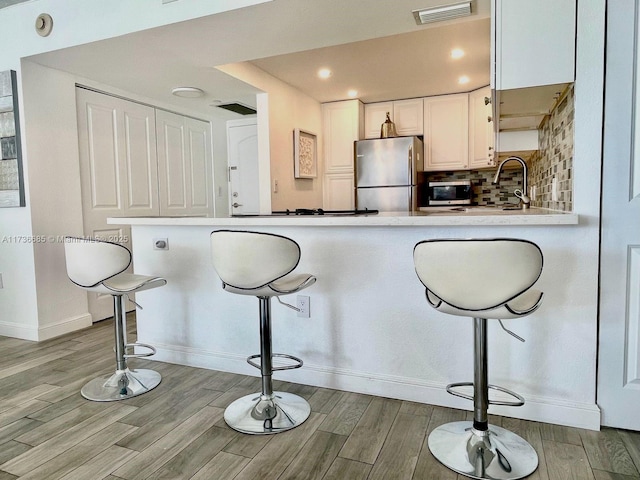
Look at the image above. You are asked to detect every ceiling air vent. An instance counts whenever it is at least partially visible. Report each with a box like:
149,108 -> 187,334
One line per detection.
412,1 -> 472,25
216,102 -> 257,115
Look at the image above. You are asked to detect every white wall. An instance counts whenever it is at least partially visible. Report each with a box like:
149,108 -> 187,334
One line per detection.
130,222 -> 600,429
20,61 -> 90,339
219,63 -> 324,211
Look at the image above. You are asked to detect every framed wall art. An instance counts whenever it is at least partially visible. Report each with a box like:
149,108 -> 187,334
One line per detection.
293,128 -> 317,179
0,70 -> 25,207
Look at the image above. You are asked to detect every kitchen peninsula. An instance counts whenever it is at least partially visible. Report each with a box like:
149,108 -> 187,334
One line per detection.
109,208 -> 597,432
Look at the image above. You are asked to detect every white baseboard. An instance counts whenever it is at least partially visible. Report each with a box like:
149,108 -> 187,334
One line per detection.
0,321 -> 39,341
0,314 -> 92,342
150,342 -> 601,431
37,314 -> 92,341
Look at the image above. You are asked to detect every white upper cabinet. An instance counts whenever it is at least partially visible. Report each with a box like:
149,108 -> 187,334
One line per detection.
493,0 -> 576,91
423,94 -> 469,171
391,98 -> 424,137
364,99 -> 423,139
492,0 -> 575,145
468,86 -> 495,169
323,100 -> 364,173
364,102 -> 392,139
322,99 -> 363,209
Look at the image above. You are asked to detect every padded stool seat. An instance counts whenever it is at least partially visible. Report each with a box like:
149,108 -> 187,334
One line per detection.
211,230 -> 316,435
65,237 -> 166,402
414,238 -> 544,480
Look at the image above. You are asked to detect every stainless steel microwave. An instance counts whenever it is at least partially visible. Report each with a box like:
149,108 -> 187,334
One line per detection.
427,180 -> 472,205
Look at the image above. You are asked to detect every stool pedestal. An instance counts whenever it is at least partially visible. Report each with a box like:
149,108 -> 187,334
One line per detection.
428,318 -> 538,480
81,295 -> 161,402
223,297 -> 311,435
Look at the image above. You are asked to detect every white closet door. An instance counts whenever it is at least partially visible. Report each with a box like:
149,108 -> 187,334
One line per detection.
76,88 -> 158,321
598,2 -> 640,429
156,110 -> 213,217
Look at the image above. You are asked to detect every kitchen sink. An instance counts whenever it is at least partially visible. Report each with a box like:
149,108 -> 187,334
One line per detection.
449,205 -> 522,212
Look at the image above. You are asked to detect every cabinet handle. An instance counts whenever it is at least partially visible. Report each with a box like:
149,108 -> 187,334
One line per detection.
484,96 -> 491,105
487,116 -> 493,123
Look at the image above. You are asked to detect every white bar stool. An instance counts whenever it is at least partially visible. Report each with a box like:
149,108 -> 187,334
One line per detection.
413,238 -> 543,480
64,237 -> 166,402
210,230 -> 316,435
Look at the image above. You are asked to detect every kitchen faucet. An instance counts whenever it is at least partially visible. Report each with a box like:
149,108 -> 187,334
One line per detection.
492,156 -> 530,209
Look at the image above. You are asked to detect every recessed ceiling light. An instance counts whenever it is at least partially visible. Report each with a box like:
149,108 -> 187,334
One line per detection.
451,48 -> 465,59
348,90 -> 358,98
171,87 -> 205,98
458,75 -> 470,84
318,68 -> 332,79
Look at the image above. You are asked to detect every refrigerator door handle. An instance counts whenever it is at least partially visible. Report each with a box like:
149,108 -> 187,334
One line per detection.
408,145 -> 413,184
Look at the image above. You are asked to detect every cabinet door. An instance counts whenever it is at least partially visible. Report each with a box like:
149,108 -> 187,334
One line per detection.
393,98 -> 423,136
423,94 -> 469,171
323,173 -> 354,210
469,86 -> 495,169
495,0 -> 575,90
322,100 -> 363,173
364,102 -> 392,139
156,110 -> 213,217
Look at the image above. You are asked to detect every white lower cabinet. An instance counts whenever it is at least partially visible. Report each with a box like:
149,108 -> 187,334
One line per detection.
423,94 -> 469,171
323,173 -> 355,210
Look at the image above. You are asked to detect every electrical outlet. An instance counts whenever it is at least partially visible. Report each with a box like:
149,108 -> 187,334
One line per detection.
153,238 -> 169,250
273,179 -> 279,194
530,185 -> 537,201
297,295 -> 310,318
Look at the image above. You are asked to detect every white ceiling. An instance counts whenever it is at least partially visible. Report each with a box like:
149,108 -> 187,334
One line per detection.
27,0 -> 490,117
251,18 -> 490,104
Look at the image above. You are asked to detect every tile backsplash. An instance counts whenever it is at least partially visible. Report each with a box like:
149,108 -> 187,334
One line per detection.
424,84 -> 574,211
528,85 -> 574,211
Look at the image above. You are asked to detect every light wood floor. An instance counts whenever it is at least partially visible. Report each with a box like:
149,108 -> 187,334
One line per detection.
0,317 -> 638,480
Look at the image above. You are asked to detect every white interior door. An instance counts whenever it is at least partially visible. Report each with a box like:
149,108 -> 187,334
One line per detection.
597,2 -> 640,429
76,88 -> 159,321
227,120 -> 259,215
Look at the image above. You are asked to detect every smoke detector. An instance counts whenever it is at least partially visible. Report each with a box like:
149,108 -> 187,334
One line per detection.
412,1 -> 472,25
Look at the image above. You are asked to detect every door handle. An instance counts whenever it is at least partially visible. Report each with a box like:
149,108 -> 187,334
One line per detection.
232,203 -> 243,208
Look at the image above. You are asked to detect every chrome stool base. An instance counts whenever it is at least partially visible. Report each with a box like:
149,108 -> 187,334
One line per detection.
81,368 -> 161,402
428,421 -> 538,480
224,391 -> 311,435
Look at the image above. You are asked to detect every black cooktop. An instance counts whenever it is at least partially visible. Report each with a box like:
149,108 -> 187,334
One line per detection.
233,208 -> 379,217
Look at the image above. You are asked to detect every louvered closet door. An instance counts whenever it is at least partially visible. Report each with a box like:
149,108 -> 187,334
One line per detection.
156,110 -> 213,217
76,88 -> 159,321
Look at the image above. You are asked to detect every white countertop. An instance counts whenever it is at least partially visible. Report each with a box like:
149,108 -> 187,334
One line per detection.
108,207 -> 578,227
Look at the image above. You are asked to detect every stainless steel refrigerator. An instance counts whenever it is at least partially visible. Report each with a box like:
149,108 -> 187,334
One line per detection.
354,136 -> 424,212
